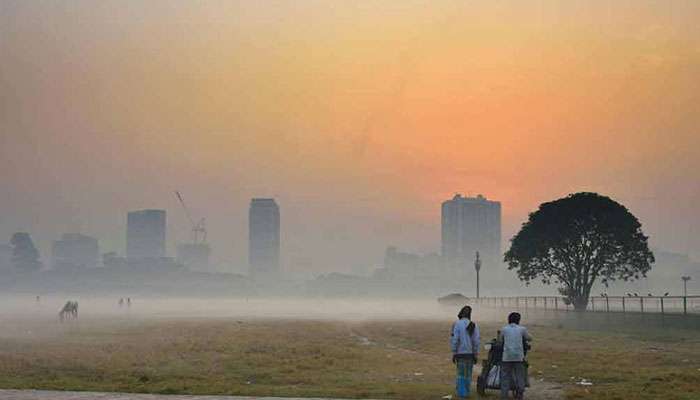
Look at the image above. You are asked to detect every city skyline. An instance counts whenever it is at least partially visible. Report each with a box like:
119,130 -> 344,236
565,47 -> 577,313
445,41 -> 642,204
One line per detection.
1,1 -> 699,274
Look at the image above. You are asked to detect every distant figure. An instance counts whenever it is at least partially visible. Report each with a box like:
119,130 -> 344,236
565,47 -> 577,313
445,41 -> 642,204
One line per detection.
498,312 -> 531,400
450,305 -> 480,399
59,301 -> 78,322
119,298 -> 124,307
36,296 -> 40,303
127,297 -> 131,307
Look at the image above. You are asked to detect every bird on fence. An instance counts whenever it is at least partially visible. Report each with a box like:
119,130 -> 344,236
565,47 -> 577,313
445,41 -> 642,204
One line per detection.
648,293 -> 653,297
664,292 -> 670,297
634,293 -> 639,297
626,293 -> 632,297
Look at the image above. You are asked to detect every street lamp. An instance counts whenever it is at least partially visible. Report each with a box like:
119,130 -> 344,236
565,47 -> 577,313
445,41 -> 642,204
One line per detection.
682,276 -> 691,297
475,251 -> 481,299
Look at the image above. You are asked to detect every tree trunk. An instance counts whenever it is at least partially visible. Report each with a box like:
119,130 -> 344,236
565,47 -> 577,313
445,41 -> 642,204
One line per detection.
572,296 -> 588,311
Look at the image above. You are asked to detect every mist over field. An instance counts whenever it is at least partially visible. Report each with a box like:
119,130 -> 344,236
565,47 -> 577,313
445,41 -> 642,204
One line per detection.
0,295 -> 464,322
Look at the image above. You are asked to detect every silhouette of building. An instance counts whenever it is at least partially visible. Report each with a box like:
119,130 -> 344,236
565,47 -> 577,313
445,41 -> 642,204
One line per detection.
249,198 -> 280,277
0,244 -> 12,271
126,209 -> 166,260
441,194 -> 501,275
51,233 -> 99,270
383,246 -> 441,273
176,243 -> 211,272
102,252 -> 128,269
375,246 -> 442,281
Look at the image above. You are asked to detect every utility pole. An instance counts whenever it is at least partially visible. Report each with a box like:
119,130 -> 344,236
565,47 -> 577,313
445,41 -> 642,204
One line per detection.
682,276 -> 691,316
475,251 -> 481,299
682,276 -> 691,297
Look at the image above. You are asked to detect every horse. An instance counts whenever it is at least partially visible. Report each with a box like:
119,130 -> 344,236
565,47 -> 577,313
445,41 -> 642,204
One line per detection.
59,301 -> 78,322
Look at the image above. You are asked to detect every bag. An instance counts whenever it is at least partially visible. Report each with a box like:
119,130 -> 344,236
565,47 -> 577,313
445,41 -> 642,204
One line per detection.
486,364 -> 500,388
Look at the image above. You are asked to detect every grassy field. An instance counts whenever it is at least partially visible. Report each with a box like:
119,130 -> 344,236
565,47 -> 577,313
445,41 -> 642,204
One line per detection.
0,314 -> 698,399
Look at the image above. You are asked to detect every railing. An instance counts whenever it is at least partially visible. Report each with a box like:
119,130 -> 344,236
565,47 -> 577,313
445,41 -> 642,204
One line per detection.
472,295 -> 700,316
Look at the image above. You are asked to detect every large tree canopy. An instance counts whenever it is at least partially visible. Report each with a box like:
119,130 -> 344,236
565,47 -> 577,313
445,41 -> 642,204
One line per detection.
504,192 -> 654,310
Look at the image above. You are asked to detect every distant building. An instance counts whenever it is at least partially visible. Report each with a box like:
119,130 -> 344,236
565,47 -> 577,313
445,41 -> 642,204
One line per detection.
176,243 -> 211,272
102,252 -> 128,269
51,233 -> 99,270
441,194 -> 501,274
249,198 -> 280,276
383,246 -> 441,272
0,244 -> 12,271
126,209 -> 166,260
377,246 -> 442,280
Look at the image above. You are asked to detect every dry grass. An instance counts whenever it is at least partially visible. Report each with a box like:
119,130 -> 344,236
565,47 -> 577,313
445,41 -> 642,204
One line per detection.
0,315 -> 698,399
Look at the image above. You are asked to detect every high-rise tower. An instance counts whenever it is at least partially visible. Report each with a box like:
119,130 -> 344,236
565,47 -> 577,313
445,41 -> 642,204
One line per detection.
126,209 -> 166,260
441,194 -> 501,275
249,198 -> 280,277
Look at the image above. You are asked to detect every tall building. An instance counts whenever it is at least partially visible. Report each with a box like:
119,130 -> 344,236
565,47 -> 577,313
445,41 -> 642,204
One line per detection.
0,244 -> 12,271
51,233 -> 99,270
126,209 -> 166,260
249,198 -> 280,276
441,194 -> 501,274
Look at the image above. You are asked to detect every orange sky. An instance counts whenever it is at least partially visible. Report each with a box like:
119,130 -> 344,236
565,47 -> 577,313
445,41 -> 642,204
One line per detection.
1,1 -> 699,274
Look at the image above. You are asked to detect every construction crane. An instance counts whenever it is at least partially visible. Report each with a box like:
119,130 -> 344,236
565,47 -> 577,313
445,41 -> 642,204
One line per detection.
175,191 -> 207,244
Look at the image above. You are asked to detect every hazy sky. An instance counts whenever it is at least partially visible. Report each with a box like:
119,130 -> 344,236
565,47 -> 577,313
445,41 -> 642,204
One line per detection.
2,1 -> 699,274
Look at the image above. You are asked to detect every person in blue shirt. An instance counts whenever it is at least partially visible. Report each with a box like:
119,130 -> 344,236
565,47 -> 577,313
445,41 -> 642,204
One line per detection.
498,312 -> 532,400
450,305 -> 480,398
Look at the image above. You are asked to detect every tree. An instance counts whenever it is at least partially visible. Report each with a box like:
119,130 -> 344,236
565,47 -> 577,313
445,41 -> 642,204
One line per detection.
504,192 -> 654,311
10,232 -> 42,272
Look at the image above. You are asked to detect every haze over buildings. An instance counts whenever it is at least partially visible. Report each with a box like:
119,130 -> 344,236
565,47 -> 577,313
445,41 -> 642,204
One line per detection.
441,194 -> 502,275
249,199 -> 280,277
126,210 -> 166,261
51,233 -> 99,270
177,243 -> 211,272
1,2 -> 699,275
0,244 -> 12,271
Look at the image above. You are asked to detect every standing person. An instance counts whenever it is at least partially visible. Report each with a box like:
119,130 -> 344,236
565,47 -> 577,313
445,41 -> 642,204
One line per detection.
499,312 -> 532,400
450,305 -> 480,398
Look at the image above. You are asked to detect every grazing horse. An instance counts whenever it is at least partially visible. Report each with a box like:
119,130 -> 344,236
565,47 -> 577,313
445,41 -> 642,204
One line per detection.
59,301 -> 78,322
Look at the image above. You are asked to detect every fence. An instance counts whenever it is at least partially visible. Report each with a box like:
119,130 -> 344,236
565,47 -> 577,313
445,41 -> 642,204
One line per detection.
472,295 -> 700,316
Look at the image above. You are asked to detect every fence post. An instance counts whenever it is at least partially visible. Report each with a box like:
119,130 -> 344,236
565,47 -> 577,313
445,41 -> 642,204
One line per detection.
684,296 -> 687,316
660,297 -> 664,315
640,297 -> 644,313
622,297 -> 626,313
555,297 -> 558,310
606,296 -> 610,313
544,297 -> 548,310
591,297 -> 595,312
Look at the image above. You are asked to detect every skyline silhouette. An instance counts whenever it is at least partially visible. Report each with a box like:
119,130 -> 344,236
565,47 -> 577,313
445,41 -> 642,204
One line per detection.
1,1 -> 699,275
